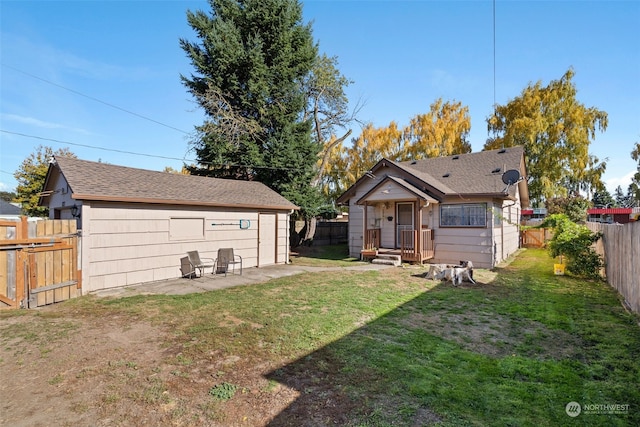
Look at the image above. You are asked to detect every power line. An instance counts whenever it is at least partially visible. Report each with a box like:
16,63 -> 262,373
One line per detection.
1,129 -> 189,161
1,63 -> 191,135
493,0 -> 496,110
0,129 -> 307,172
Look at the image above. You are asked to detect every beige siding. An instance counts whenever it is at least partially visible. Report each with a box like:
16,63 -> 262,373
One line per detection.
276,212 -> 290,264
346,173 -> 386,258
345,176 -> 524,267
500,201 -> 521,261
432,226 -> 493,268
347,201 -> 365,257
80,201 -> 290,293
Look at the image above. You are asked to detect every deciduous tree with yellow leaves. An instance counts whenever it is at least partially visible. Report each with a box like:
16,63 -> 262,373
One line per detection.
484,68 -> 608,205
325,98 -> 472,200
403,98 -> 471,160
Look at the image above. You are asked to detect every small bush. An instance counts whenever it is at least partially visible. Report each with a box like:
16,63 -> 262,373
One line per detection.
538,214 -> 603,279
209,382 -> 238,401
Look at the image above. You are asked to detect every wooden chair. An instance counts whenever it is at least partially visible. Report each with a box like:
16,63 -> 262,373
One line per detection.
186,251 -> 215,277
214,248 -> 242,276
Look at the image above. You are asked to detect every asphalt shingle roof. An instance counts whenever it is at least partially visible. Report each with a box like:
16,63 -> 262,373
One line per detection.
395,146 -> 526,197
50,156 -> 298,210
0,199 -> 21,215
337,146 -> 528,205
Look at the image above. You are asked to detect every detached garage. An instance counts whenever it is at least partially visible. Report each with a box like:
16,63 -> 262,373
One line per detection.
39,156 -> 297,293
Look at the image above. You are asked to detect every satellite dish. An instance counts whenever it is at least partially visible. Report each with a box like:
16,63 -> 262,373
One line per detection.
501,169 -> 521,185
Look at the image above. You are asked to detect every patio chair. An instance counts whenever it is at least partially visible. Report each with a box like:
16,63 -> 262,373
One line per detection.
186,250 -> 215,277
214,248 -> 242,276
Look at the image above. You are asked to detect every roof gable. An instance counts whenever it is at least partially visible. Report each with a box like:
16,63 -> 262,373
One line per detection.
40,157 -> 298,210
356,176 -> 439,205
338,146 -> 529,206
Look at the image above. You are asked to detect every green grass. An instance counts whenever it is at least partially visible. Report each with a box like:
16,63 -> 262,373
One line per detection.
290,243 -> 362,266
2,248 -> 638,426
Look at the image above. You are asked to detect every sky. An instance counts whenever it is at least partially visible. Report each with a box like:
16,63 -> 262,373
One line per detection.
1,0 -> 639,197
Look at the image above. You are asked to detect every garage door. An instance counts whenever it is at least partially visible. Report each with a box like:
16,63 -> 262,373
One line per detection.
258,213 -> 277,266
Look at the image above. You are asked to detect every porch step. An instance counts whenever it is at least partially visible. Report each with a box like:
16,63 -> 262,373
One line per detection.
371,254 -> 402,267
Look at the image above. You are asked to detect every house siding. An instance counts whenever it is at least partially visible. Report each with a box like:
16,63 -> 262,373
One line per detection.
76,201 -> 289,293
342,160 -> 525,268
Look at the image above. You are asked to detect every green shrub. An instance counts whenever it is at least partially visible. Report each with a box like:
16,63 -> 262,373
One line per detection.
538,214 -> 603,279
209,382 -> 238,401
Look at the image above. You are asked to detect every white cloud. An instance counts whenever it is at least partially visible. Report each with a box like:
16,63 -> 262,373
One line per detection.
2,113 -> 67,129
605,170 -> 635,194
1,113 -> 91,135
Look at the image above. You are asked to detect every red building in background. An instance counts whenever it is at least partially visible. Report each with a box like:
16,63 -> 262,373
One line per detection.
587,207 -> 636,224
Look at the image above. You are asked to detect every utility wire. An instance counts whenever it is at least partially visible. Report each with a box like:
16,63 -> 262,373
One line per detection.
1,63 -> 191,135
2,130 -> 187,161
0,129 -> 307,172
493,0 -> 496,110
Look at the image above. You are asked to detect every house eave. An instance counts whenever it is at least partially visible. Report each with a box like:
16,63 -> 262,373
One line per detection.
442,192 -> 518,201
71,194 -> 299,211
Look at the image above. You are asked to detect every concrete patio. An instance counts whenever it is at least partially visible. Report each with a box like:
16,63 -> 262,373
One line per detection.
90,262 -> 394,298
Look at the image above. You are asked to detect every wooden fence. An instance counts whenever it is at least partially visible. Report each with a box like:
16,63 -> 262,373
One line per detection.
0,217 -> 81,309
520,228 -> 551,248
586,221 -> 640,314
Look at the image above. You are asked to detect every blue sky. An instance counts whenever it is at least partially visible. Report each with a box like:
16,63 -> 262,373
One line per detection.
1,0 -> 638,197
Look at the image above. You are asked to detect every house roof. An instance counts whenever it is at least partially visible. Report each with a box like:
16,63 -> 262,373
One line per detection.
40,156 -> 298,211
0,199 -> 21,215
588,208 -> 632,215
338,146 -> 529,206
356,175 -> 439,205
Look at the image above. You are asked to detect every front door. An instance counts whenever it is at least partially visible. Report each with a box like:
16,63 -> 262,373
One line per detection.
396,202 -> 414,249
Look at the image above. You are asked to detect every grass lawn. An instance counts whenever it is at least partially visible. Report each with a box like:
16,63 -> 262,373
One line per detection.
2,247 -> 639,426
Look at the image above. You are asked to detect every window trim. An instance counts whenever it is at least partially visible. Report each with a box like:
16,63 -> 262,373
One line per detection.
439,203 -> 487,228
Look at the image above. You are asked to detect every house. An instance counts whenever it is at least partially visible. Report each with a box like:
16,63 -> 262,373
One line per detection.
0,199 -> 21,217
39,156 -> 297,293
336,146 -> 529,269
587,207 -> 634,224
521,207 -> 547,223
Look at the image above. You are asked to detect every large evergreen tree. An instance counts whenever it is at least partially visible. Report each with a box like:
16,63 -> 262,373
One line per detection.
179,0 -> 321,214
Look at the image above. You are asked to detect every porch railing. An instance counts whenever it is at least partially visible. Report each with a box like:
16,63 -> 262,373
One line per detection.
364,228 -> 381,250
400,229 -> 434,263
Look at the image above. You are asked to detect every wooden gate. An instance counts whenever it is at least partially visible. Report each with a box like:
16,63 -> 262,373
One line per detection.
520,228 -> 549,248
0,217 -> 81,309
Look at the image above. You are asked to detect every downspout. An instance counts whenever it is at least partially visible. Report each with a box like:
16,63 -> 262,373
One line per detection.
490,204 -> 496,268
501,203 -> 505,262
416,199 -> 422,262
358,203 -> 366,259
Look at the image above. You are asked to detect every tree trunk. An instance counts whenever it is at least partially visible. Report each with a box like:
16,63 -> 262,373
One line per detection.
299,216 -> 317,246
289,218 -> 301,248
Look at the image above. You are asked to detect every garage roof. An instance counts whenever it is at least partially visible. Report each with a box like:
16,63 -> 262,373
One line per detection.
40,156 -> 298,211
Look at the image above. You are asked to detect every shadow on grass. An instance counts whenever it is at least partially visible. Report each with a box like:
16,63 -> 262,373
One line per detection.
291,244 -> 351,261
265,261 -> 640,426
290,244 -> 363,267
265,281 -> 452,426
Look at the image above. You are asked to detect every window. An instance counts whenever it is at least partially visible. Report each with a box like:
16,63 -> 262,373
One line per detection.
169,217 -> 205,240
440,203 -> 487,227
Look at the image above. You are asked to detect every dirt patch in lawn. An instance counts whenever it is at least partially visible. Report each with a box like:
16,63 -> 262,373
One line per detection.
400,308 -> 583,359
0,310 -> 301,427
